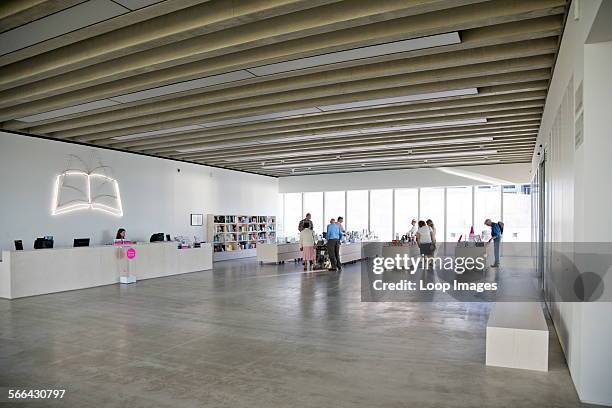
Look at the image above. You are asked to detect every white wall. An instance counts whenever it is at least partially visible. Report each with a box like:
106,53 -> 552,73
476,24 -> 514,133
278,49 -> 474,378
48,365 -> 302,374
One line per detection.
0,132 -> 279,252
533,0 -> 612,405
279,163 -> 531,193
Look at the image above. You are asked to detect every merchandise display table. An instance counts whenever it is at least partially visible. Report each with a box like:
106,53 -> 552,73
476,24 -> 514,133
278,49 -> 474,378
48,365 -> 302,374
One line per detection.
257,243 -> 301,263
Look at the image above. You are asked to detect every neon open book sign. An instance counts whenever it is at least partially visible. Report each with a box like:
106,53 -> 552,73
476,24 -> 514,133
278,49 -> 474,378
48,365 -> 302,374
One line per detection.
51,153 -> 123,217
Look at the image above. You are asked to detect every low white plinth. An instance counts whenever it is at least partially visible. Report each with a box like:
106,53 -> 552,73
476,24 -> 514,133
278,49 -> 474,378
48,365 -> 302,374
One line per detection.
486,302 -> 549,371
119,275 -> 137,284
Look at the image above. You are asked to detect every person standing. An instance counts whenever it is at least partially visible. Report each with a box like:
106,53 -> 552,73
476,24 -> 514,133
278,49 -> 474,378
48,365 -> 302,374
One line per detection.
408,219 -> 418,239
416,221 -> 434,269
337,216 -> 346,235
299,221 -> 316,271
485,219 -> 503,267
426,219 -> 437,255
298,213 -> 313,232
326,218 -> 342,271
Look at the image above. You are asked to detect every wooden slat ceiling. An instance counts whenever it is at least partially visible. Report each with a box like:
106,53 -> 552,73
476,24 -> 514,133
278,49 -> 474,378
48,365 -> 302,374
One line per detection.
0,0 -> 568,177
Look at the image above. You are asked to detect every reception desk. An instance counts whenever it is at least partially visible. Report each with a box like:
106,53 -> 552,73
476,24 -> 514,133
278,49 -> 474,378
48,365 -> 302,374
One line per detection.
0,242 -> 213,299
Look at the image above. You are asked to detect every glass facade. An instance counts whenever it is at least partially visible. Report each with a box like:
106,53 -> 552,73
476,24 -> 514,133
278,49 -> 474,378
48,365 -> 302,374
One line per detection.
303,192 -> 323,234
346,190 -> 369,233
394,189 -> 418,237
279,184 -> 531,242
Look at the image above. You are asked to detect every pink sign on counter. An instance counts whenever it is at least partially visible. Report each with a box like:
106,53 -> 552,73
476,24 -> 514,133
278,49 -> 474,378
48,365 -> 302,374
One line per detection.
126,247 -> 136,259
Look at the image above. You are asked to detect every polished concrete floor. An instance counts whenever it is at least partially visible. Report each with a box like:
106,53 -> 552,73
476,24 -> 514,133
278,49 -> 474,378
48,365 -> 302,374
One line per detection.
0,258 -> 596,407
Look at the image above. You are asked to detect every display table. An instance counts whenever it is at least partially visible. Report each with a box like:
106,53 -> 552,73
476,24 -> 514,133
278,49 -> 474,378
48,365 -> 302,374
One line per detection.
339,242 -> 362,264
361,240 -> 383,258
454,242 -> 493,272
0,242 -> 213,299
257,243 -> 301,263
486,302 -> 549,371
381,243 -> 420,258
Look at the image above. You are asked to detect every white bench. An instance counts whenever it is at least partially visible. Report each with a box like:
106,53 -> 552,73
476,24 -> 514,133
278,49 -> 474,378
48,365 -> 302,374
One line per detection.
486,302 -> 549,371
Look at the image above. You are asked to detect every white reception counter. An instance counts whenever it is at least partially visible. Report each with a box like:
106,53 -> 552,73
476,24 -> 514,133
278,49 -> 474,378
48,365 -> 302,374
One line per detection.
0,242 -> 213,299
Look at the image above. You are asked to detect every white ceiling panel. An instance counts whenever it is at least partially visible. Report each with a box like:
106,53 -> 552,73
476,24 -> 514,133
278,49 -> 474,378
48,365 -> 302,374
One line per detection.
317,88 -> 478,111
113,124 -> 204,140
199,107 -> 321,128
17,99 -> 121,122
112,0 -> 165,11
109,70 -> 255,103
0,0 -> 128,55
247,32 -> 460,76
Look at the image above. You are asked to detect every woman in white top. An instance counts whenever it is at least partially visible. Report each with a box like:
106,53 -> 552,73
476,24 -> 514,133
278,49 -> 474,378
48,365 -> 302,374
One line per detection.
299,221 -> 317,271
416,220 -> 433,258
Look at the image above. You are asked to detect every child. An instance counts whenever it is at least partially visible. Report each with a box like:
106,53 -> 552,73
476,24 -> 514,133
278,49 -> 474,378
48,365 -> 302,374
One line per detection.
299,220 -> 316,271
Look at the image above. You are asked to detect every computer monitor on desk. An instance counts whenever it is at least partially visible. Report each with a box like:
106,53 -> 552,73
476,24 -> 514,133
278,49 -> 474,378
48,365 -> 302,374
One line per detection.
74,238 -> 90,247
14,240 -> 23,251
34,237 -> 54,249
150,233 -> 165,242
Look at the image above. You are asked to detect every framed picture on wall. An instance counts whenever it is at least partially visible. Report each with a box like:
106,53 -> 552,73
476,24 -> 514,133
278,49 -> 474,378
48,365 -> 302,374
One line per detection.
190,213 -> 203,226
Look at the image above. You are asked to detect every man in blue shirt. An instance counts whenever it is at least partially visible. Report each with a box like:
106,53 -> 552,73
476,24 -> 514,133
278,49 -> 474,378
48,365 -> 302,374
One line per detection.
326,218 -> 342,271
485,219 -> 503,267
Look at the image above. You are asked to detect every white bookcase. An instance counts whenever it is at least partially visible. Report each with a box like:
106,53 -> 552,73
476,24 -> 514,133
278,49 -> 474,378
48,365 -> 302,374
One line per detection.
206,214 -> 276,261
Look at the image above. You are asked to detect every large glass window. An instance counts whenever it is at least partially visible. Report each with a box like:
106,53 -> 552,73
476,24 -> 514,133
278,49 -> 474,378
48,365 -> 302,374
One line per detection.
446,186 -> 472,242
303,192 -> 323,234
394,189 -> 418,237
474,185 -> 501,238
346,190 -> 369,233
324,191 -> 345,227
283,193 -> 302,240
503,184 -> 532,242
370,189 -> 393,240
277,193 -> 284,239
420,187 -> 445,242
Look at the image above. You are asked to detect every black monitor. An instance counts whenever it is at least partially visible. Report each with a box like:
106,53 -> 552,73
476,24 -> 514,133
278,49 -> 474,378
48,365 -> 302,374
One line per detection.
74,238 -> 90,247
34,237 -> 54,249
150,233 -> 165,242
14,240 -> 23,251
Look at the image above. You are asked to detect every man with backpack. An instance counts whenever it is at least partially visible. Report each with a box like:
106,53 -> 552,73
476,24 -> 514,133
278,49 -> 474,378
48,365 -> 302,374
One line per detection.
485,219 -> 504,267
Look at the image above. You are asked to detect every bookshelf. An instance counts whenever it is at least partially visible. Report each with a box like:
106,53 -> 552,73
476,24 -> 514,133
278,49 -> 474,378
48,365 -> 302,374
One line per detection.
206,214 -> 276,261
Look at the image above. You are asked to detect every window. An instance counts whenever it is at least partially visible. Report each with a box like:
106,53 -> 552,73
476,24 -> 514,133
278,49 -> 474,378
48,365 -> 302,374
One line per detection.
324,191 -> 345,227
503,184 -> 532,242
420,187 -> 445,242
474,185 -> 501,238
277,193 -> 284,238
303,192 -> 323,234
283,193 -> 302,240
394,189 -> 418,237
346,190 -> 369,232
446,186 -> 472,242
370,189 -> 393,240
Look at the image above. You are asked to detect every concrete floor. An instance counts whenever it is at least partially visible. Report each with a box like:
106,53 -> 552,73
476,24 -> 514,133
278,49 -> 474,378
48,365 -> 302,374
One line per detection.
0,258 -> 596,408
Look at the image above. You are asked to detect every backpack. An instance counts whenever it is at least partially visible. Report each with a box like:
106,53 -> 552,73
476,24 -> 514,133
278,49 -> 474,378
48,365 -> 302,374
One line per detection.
497,221 -> 504,234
